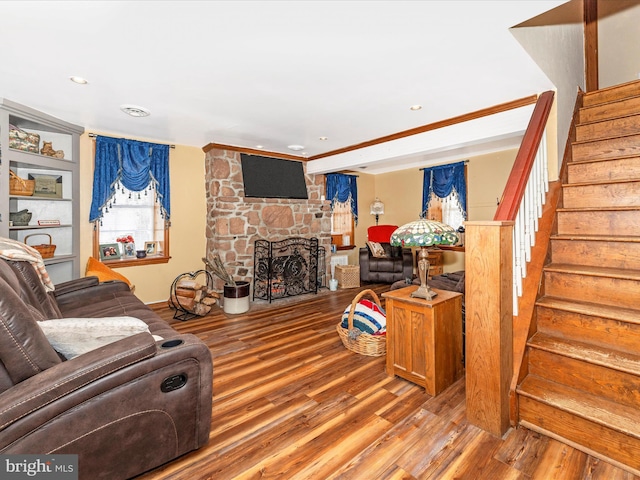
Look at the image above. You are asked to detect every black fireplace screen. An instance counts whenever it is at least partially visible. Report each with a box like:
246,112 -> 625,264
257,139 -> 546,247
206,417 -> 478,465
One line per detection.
253,237 -> 325,302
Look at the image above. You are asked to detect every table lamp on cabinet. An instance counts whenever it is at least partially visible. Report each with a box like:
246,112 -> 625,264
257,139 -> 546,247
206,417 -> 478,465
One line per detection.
390,218 -> 458,300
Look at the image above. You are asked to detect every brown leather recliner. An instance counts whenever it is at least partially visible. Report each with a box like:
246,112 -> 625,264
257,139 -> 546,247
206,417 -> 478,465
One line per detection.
359,225 -> 414,283
0,258 -> 212,480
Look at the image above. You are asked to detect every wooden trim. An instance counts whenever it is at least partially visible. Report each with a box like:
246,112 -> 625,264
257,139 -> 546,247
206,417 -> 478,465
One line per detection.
494,91 -> 555,221
508,88 -> 583,425
584,0 -> 599,93
309,95 -> 538,161
465,220 -> 513,437
437,245 -> 465,252
202,95 -> 538,162
92,223 -> 171,269
202,143 -> 307,161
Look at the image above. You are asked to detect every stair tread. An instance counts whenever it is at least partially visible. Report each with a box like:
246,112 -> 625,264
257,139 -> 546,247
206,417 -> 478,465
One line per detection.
572,130 -> 640,147
537,296 -> 640,325
552,234 -> 640,243
563,178 -> 640,188
544,263 -> 640,280
557,205 -> 640,212
569,154 -> 640,166
528,331 -> 640,376
518,375 -> 640,438
577,110 -> 640,128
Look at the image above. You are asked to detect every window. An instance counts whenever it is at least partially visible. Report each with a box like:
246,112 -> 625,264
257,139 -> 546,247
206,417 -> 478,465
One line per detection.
422,161 -> 467,231
330,201 -> 355,247
95,185 -> 169,266
90,135 -> 170,267
325,173 -> 358,248
426,191 -> 466,230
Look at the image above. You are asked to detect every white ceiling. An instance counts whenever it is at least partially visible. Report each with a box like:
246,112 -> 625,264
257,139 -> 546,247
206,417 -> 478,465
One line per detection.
0,1 -> 567,174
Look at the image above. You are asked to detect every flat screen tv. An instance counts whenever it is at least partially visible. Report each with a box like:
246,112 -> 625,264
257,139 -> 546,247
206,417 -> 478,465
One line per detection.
240,154 -> 308,199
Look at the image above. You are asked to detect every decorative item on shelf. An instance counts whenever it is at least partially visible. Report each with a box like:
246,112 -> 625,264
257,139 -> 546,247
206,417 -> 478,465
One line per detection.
9,124 -> 40,153
144,241 -> 157,255
136,250 -> 147,258
116,235 -> 136,257
99,243 -> 121,260
37,220 -> 61,226
28,174 -> 63,198
456,226 -> 465,246
390,218 -> 458,300
370,197 -> 385,225
24,233 -> 56,259
9,209 -> 32,226
40,141 -> 64,158
9,170 -> 35,196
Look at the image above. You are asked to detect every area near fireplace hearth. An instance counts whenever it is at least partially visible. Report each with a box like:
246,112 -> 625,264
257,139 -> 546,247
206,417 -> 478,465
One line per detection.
204,147 -> 333,293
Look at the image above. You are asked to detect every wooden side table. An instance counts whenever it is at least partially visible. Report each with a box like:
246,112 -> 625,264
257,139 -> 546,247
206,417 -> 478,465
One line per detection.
382,286 -> 463,396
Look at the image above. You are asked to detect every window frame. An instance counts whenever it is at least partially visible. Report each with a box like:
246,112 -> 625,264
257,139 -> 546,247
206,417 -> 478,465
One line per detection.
92,223 -> 170,268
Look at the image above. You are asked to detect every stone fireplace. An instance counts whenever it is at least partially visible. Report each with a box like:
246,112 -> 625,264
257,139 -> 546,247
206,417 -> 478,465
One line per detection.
204,147 -> 332,292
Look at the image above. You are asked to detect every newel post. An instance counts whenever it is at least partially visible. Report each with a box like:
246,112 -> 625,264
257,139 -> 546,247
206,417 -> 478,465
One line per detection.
465,220 -> 513,436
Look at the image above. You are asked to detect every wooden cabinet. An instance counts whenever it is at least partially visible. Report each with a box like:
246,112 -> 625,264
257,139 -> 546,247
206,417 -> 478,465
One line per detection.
427,248 -> 444,277
382,286 -> 463,396
0,99 -> 84,283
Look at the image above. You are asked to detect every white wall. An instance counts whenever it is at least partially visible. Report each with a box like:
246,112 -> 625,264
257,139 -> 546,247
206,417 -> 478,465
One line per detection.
599,0 -> 640,87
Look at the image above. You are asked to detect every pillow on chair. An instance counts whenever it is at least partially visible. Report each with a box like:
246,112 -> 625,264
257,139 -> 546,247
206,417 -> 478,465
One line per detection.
366,241 -> 387,258
86,257 -> 134,290
37,316 -> 159,359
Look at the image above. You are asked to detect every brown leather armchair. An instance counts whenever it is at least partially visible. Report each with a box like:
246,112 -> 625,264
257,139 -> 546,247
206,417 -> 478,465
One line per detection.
0,257 -> 212,480
359,225 -> 414,283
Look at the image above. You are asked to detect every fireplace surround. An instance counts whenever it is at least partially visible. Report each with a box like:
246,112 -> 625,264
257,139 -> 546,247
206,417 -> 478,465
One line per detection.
203,146 -> 333,292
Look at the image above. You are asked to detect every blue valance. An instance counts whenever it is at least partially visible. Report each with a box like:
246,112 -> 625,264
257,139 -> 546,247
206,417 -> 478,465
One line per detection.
89,136 -> 170,223
421,161 -> 467,218
325,173 -> 358,225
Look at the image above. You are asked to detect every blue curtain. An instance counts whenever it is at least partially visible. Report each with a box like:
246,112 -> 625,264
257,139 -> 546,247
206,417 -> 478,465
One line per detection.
325,173 -> 358,225
421,161 -> 467,218
89,136 -> 170,222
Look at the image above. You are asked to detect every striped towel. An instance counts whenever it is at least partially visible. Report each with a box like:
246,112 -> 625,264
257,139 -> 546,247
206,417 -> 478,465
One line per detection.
0,236 -> 54,292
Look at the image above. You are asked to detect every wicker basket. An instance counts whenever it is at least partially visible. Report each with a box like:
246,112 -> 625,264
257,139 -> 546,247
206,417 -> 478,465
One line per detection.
336,289 -> 386,357
335,264 -> 360,289
9,170 -> 35,196
25,233 -> 56,259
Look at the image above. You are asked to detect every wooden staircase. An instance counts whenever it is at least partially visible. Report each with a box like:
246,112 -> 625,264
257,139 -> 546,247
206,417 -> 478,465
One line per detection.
516,79 -> 640,475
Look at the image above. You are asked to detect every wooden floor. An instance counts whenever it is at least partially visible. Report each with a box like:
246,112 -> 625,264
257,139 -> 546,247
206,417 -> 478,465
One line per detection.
136,285 -> 638,480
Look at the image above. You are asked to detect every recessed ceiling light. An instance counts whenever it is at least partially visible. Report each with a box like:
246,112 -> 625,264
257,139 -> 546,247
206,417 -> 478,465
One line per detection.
69,76 -> 88,85
287,144 -> 305,151
256,145 -> 264,149
410,105 -> 422,111
120,104 -> 151,117
319,136 -> 328,141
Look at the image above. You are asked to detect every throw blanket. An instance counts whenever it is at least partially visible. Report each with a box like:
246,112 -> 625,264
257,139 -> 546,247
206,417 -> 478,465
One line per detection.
0,236 -> 54,292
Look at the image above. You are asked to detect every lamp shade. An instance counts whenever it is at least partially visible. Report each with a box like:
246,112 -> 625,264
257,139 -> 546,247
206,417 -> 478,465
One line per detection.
390,218 -> 458,247
370,197 -> 385,215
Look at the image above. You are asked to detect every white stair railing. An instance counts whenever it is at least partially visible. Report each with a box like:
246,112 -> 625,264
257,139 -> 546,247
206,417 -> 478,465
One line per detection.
511,132 -> 549,316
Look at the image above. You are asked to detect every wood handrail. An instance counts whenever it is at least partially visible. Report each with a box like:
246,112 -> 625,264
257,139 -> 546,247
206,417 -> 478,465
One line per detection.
494,91 -> 555,221
507,89 -> 584,425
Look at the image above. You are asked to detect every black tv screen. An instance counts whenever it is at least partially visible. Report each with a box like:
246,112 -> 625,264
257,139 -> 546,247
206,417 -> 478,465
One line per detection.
240,154 -> 308,199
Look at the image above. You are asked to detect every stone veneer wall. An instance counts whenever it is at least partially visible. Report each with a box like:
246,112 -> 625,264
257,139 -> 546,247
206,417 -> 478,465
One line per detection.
204,147 -> 332,290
